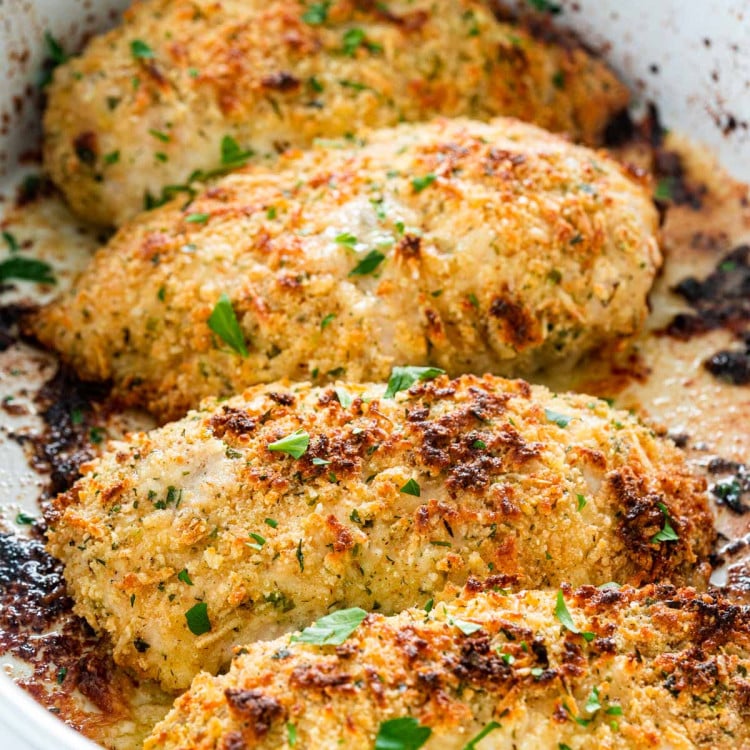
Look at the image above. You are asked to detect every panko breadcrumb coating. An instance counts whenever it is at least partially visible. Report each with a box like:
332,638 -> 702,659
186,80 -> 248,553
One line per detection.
31,118 -> 660,422
47,374 -> 713,691
145,584 -> 750,750
43,0 -> 630,226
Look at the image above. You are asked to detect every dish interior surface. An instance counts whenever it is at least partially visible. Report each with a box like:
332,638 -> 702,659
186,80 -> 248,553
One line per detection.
0,2 -> 749,749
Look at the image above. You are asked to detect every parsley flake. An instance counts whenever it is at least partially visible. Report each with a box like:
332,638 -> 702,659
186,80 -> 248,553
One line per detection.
545,408 -> 572,428
412,173 -> 437,193
208,293 -> 249,357
335,232 -> 358,247
342,28 -> 366,56
584,686 -> 602,714
287,723 -> 298,746
185,602 -> 211,635
220,135 -> 254,167
185,212 -> 209,223
449,617 -> 482,636
291,607 -> 367,646
246,532 -> 266,551
321,313 -> 336,330
2,231 -> 18,253
264,518 -> 278,528
375,717 -> 432,750
652,502 -> 679,542
349,249 -> 385,276
130,39 -> 155,59
384,365 -> 445,398
577,493 -> 587,511
177,569 -> 193,586
554,590 -> 595,641
15,512 -> 36,525
463,721 -> 501,750
335,386 -> 353,408
302,1 -> 330,25
268,428 -> 310,459
0,257 -> 56,284
400,478 -> 421,497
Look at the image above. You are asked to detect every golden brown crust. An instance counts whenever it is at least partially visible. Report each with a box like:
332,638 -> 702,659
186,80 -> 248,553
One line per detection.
32,117 -> 660,422
46,374 -> 713,691
145,584 -> 750,749
43,0 -> 630,226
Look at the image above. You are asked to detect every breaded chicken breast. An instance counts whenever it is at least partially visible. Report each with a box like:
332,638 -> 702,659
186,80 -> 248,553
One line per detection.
145,584 -> 750,750
31,118 -> 660,422
43,0 -> 630,226
47,374 -> 713,691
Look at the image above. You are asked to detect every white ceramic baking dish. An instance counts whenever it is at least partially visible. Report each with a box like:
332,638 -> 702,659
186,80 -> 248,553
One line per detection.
0,1 -> 748,748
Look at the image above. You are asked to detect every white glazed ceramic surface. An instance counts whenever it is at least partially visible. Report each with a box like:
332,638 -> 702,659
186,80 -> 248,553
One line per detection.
0,1 -> 748,748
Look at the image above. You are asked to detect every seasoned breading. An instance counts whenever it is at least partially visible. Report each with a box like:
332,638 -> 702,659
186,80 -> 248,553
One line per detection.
31,118 -> 660,422
46,374 -> 713,691
43,0 -> 630,226
145,584 -> 750,750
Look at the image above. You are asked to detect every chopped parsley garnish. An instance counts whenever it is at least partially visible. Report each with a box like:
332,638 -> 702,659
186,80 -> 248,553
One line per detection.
296,539 -> 305,571
291,607 -> 367,646
449,617 -> 482,636
15,512 -> 35,525
584,686 -> 602,714
411,173 -> 437,193
554,590 -> 595,641
654,178 -> 674,201
268,428 -> 310,459
349,249 -> 385,276
467,292 -> 480,309
375,717 -> 432,750
400,478 -> 421,497
713,479 -> 742,512
384,365 -> 445,398
320,313 -> 336,330
652,502 -> 679,542
335,232 -> 358,247
220,135 -> 254,167
424,598 -> 434,613
342,28 -> 366,57
104,150 -> 120,165
247,532 -> 266,551
130,39 -> 155,60
576,493 -> 587,511
463,721 -> 501,749
266,206 -> 277,219
472,439 -> 487,449
301,1 -> 330,25
185,212 -> 210,223
264,518 -> 278,528
208,293 -> 249,357
2,231 -> 18,252
56,666 -> 68,684
606,705 -> 623,716
39,32 -> 69,87
544,408 -> 572,428
177,568 -> 193,586
148,128 -> 170,143
287,723 -> 298,746
528,0 -> 562,16
312,457 -> 331,466
185,602 -> 211,635
0,256 -> 56,284
335,386 -> 353,408
89,426 -> 106,444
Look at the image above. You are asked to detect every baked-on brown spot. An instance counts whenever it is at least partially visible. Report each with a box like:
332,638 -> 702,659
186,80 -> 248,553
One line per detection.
209,406 -> 258,438
224,688 -> 284,738
261,71 -> 301,91
489,293 -> 541,350
290,663 -> 353,692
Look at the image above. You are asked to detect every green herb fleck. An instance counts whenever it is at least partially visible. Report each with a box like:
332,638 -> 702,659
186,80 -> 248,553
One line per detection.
296,539 -> 304,571
554,590 -> 595,641
148,128 -> 170,143
321,313 -> 336,330
463,721 -> 501,749
246,532 -> 266,551
15,512 -> 35,525
375,717 -> 432,750
130,39 -> 155,60
400,478 -> 421,497
287,722 -> 298,746
450,617 -> 482,636
2,231 -> 18,253
268,428 -> 310,459
472,439 -> 487,450
291,607 -> 367,646
335,386 -> 353,408
264,518 -> 278,528
335,232 -> 358,247
412,173 -> 437,193
177,568 -> 193,586
208,293 -> 249,357
585,686 -> 602,714
349,249 -> 385,276
384,365 -> 445,398
302,1 -> 330,25
652,502 -> 679,542
0,257 -> 56,284
544,408 -> 572,428
185,212 -> 209,223
220,135 -> 254,167
185,602 -> 211,635
342,28 -> 366,56
104,150 -> 120,165
577,493 -> 587,511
